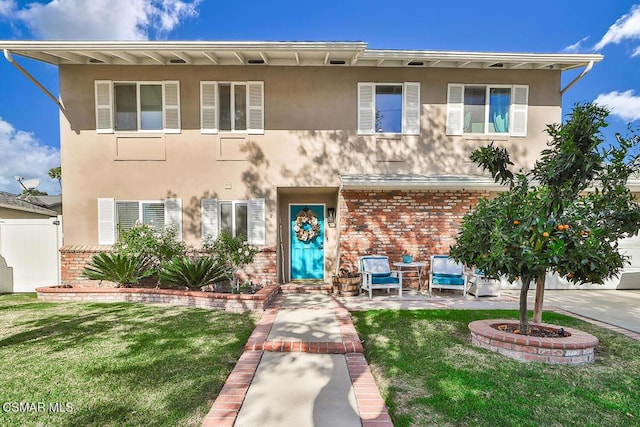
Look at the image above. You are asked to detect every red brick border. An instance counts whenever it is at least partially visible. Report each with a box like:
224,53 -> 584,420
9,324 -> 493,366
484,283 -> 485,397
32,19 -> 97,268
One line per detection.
202,350 -> 263,427
469,319 -> 599,364
36,285 -> 279,313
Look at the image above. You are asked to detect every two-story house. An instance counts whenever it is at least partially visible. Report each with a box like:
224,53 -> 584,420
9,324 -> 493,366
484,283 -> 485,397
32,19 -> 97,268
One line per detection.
0,41 -> 603,287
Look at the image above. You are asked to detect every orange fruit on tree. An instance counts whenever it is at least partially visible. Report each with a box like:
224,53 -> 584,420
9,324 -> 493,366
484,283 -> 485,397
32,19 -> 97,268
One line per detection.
542,231 -> 550,238
513,220 -> 520,226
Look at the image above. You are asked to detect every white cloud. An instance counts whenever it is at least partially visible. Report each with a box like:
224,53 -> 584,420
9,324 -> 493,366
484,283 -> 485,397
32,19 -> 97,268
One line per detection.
594,90 -> 640,122
563,36 -> 590,53
0,0 -> 16,17
0,118 -> 60,195
633,46 -> 640,57
4,0 -> 200,40
595,4 -> 640,51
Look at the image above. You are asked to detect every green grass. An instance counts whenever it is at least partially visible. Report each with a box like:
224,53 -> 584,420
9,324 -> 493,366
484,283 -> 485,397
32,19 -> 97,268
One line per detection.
352,309 -> 640,427
0,294 -> 255,427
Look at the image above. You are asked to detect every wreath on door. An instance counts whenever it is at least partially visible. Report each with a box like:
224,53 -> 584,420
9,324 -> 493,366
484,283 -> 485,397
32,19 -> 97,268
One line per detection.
294,208 -> 320,242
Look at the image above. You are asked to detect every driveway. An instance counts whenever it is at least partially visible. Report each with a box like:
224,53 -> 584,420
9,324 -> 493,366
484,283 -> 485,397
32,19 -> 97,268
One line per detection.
528,289 -> 640,333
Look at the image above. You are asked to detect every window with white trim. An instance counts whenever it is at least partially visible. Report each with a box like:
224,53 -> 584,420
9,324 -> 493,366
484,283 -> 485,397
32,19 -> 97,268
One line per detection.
116,201 -> 165,237
358,82 -> 420,135
97,198 -> 183,244
94,80 -> 181,134
200,81 -> 264,134
201,198 -> 265,245
446,84 -> 528,136
220,201 -> 248,239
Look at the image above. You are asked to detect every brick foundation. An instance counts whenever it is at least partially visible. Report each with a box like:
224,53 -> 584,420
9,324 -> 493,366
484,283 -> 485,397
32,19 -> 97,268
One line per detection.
36,285 -> 280,313
338,190 -> 488,287
469,319 -> 599,365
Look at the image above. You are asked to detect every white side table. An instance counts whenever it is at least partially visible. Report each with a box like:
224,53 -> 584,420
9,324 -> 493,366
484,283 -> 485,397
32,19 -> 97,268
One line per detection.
393,262 -> 426,290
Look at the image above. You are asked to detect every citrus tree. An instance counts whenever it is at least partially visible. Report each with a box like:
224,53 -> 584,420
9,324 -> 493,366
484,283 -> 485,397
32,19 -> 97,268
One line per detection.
450,103 -> 640,333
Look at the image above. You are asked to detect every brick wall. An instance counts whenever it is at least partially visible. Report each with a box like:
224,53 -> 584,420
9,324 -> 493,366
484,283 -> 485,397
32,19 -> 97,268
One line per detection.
60,245 -> 278,287
338,190 -> 489,287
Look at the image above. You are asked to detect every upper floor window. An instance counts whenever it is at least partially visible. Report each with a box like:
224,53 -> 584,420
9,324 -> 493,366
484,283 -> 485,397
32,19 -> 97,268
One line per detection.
94,80 -> 181,134
200,81 -> 264,134
358,82 -> 420,136
446,84 -> 528,137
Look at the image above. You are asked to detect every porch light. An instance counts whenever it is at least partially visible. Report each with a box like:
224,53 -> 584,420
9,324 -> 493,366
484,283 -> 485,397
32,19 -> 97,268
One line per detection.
327,207 -> 336,227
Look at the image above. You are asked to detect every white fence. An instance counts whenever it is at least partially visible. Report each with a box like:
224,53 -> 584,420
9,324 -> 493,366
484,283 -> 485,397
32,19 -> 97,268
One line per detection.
0,217 -> 62,293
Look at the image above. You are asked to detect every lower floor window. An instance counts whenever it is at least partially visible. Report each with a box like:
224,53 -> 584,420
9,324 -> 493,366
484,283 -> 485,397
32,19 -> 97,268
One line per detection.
220,201 -> 248,239
116,200 -> 164,238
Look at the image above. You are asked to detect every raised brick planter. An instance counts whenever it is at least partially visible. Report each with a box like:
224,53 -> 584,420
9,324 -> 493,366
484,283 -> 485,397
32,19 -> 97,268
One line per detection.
469,319 -> 599,365
36,285 -> 280,313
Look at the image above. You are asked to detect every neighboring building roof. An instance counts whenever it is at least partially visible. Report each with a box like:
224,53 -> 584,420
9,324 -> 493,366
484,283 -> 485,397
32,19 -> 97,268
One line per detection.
29,194 -> 62,209
0,191 -> 58,216
340,174 -> 507,191
0,40 -> 602,70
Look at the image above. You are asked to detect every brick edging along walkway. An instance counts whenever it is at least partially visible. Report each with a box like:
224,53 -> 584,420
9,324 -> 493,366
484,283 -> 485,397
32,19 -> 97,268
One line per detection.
204,292 -> 392,426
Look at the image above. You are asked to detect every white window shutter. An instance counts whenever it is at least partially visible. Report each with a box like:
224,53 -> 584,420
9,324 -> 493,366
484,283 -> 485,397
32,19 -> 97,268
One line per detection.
163,81 -> 181,133
200,81 -> 218,134
510,85 -> 529,137
446,84 -> 464,136
403,82 -> 420,135
164,198 -> 183,241
247,81 -> 264,134
358,83 -> 375,135
201,198 -> 219,242
248,198 -> 266,245
97,198 -> 115,245
95,80 -> 113,134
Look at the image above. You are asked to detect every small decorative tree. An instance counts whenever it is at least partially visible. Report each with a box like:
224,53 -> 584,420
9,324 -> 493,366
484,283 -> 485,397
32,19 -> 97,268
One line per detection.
450,103 -> 640,334
204,229 -> 258,291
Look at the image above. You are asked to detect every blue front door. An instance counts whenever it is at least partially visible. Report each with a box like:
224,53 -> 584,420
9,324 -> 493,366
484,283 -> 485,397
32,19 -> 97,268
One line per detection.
290,205 -> 324,280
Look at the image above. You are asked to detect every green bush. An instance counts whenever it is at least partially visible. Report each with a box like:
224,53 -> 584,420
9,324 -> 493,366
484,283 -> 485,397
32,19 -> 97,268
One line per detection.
114,224 -> 186,266
203,229 -> 258,288
82,253 -> 154,287
159,256 -> 229,291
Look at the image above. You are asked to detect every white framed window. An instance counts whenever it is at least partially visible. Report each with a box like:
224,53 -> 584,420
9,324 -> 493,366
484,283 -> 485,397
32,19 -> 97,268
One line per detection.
446,84 -> 528,137
97,198 -> 182,244
94,80 -> 180,134
358,82 -> 420,135
200,81 -> 264,134
201,198 -> 265,245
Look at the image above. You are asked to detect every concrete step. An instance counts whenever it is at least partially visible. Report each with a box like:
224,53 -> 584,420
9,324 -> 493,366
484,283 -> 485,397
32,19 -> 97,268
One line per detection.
280,282 -> 333,294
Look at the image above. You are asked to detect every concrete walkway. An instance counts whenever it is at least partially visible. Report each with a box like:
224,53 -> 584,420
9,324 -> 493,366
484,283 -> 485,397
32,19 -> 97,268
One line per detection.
203,293 -> 391,427
203,288 -> 640,426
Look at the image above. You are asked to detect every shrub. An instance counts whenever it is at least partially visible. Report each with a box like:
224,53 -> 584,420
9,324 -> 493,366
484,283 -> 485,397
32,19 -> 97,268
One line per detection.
203,229 -> 258,289
82,253 -> 154,287
159,256 -> 229,291
114,224 -> 187,280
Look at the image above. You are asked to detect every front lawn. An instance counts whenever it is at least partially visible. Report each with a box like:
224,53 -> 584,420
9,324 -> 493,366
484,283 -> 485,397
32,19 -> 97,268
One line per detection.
0,294 -> 255,427
352,309 -> 640,427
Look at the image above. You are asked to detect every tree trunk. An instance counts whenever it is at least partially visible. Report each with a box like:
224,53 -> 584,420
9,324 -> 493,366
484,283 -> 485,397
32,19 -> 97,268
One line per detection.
533,273 -> 546,323
518,275 -> 531,334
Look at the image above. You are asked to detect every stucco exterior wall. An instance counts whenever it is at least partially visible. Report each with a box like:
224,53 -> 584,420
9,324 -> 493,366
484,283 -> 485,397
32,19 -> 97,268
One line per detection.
58,64 -> 562,248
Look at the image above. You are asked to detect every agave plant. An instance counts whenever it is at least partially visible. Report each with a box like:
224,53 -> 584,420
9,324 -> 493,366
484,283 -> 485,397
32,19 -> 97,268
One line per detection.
159,256 -> 229,290
82,252 -> 154,287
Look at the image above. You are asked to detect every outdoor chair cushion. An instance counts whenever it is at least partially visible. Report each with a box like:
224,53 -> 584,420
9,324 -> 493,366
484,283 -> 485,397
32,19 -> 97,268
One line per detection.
371,276 -> 400,285
431,274 -> 465,286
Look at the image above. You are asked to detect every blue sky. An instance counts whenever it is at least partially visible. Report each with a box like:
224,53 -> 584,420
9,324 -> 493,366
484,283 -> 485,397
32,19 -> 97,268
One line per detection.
0,0 -> 639,194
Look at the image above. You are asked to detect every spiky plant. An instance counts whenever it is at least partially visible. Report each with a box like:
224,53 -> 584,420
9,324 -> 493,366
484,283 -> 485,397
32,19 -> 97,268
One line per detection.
82,252 -> 154,287
159,256 -> 229,291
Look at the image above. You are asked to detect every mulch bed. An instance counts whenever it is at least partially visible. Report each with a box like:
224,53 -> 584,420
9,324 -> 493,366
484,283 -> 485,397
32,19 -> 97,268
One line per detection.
494,323 -> 572,338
